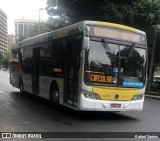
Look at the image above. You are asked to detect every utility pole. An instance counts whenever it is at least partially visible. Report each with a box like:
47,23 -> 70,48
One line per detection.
39,8 -> 44,34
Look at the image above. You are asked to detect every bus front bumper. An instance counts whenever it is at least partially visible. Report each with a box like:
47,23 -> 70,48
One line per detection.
80,94 -> 144,111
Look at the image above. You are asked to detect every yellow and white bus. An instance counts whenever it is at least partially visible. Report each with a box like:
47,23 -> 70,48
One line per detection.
10,21 -> 147,111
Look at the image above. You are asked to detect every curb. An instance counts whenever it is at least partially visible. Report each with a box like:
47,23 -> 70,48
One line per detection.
145,94 -> 160,99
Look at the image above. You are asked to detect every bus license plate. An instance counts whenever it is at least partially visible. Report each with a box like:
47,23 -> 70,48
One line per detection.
110,104 -> 121,108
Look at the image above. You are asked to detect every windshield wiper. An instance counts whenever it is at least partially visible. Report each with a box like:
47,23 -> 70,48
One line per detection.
101,38 -> 119,86
127,43 -> 135,60
101,38 -> 115,66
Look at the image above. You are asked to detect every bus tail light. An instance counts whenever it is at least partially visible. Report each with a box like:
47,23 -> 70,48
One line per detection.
81,89 -> 101,100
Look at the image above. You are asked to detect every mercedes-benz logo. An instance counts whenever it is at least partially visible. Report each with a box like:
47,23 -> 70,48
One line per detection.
115,94 -> 119,99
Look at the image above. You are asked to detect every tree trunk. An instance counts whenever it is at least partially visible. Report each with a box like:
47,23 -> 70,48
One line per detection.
147,28 -> 157,92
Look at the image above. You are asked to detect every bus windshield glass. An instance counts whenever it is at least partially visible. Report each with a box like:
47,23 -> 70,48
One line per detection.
84,40 -> 146,88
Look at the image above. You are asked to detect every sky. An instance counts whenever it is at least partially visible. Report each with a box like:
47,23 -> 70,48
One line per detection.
0,0 -> 48,34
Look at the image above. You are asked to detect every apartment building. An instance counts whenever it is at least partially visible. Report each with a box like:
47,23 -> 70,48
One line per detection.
0,8 -> 7,53
15,19 -> 40,39
8,34 -> 15,52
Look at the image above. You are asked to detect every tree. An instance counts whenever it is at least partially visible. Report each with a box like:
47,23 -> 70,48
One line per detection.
29,22 -> 53,37
1,52 -> 10,68
46,0 -> 105,26
0,53 -> 3,65
15,22 -> 55,42
16,35 -> 26,43
46,0 -> 160,31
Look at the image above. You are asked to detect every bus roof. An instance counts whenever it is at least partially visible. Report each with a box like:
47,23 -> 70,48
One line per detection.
12,20 -> 146,50
86,21 -> 145,35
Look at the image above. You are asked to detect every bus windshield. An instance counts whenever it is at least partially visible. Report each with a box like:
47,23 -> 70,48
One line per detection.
84,40 -> 146,88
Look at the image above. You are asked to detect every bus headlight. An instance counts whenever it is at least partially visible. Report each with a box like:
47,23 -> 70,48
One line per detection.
81,89 -> 101,100
131,94 -> 144,101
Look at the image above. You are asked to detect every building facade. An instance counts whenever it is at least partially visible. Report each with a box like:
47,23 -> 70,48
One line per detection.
8,34 -> 15,52
15,19 -> 40,39
0,8 -> 7,53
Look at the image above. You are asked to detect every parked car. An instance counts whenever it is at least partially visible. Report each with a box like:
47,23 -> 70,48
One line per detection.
154,76 -> 160,82
2,67 -> 7,71
150,80 -> 160,94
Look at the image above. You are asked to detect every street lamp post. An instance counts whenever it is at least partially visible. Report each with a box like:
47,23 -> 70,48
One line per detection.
39,8 -> 44,34
39,8 -> 44,24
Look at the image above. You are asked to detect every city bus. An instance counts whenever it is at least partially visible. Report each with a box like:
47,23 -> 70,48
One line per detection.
10,21 -> 147,111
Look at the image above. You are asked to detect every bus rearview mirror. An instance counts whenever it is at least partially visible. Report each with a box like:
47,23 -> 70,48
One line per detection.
83,37 -> 90,50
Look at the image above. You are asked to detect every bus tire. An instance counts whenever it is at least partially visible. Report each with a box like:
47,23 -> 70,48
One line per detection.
50,83 -> 59,108
19,77 -> 24,94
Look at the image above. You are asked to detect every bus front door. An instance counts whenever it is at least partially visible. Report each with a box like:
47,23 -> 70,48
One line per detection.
32,48 -> 40,95
64,36 -> 82,107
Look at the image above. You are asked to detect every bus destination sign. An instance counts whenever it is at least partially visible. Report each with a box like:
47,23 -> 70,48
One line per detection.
85,71 -> 113,84
89,26 -> 146,45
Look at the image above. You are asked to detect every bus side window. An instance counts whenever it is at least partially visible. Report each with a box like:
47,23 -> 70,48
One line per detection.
23,47 -> 32,74
52,40 -> 64,71
40,42 -> 52,76
11,50 -> 19,72
39,39 -> 65,77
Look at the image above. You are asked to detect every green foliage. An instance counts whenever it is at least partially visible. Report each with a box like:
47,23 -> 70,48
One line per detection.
46,0 -> 104,26
0,52 -> 10,68
133,0 -> 160,27
16,35 -> 26,43
29,22 -> 52,37
15,22 -> 55,41
101,0 -> 135,25
0,53 -> 3,64
155,67 -> 160,75
100,0 -> 160,34
46,0 -> 160,31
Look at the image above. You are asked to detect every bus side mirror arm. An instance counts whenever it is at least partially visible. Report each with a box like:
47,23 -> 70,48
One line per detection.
83,26 -> 90,50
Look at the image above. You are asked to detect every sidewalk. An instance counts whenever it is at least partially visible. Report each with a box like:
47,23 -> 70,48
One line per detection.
145,91 -> 160,99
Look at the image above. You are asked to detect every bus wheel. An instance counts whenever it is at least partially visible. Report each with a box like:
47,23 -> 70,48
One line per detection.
19,78 -> 24,94
50,84 -> 59,107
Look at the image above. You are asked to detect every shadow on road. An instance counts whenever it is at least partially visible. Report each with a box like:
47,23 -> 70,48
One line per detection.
9,91 -> 138,122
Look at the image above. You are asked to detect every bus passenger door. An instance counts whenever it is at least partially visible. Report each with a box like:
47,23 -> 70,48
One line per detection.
32,48 -> 40,95
64,35 -> 82,106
